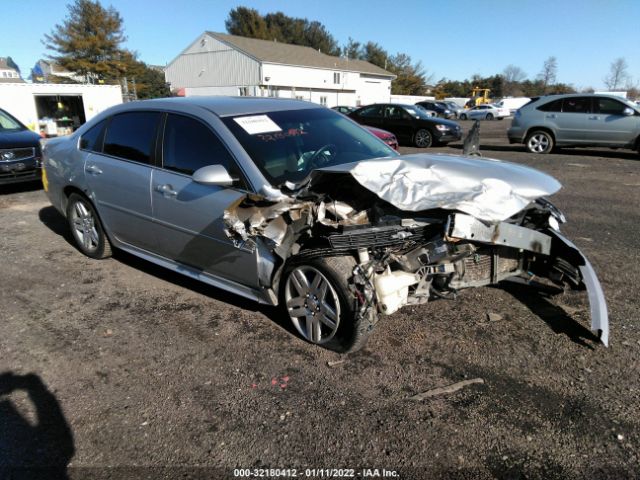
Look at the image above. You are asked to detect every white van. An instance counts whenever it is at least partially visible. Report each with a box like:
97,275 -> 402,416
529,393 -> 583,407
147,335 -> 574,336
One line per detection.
495,97 -> 531,114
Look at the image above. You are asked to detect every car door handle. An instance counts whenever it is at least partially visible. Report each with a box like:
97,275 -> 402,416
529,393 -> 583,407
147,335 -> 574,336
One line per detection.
155,184 -> 178,197
588,116 -> 600,120
545,114 -> 557,119
85,164 -> 103,175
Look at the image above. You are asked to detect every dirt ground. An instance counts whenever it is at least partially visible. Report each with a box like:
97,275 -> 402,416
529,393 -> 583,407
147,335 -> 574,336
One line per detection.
1,119 -> 639,479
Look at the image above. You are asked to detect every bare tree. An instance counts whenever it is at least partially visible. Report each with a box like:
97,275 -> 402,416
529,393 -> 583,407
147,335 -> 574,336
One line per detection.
538,56 -> 557,92
502,64 -> 526,96
603,57 -> 629,91
502,64 -> 526,84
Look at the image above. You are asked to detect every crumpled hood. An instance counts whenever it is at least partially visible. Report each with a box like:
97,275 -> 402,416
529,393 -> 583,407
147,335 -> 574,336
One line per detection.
309,153 -> 562,223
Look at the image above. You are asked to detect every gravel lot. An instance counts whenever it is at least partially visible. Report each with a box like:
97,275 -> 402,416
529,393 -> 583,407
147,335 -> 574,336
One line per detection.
1,119 -> 639,479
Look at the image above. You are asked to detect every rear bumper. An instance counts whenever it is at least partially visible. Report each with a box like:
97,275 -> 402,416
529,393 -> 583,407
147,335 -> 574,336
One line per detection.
507,126 -> 525,144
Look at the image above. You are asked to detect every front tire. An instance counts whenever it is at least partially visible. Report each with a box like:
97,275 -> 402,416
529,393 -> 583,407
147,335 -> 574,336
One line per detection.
282,255 -> 373,353
66,193 -> 112,259
525,130 -> 554,154
486,113 -> 494,120
414,128 -> 433,148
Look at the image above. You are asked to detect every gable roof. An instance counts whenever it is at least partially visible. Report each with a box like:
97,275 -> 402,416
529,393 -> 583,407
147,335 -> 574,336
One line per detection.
207,32 -> 395,78
0,57 -> 18,70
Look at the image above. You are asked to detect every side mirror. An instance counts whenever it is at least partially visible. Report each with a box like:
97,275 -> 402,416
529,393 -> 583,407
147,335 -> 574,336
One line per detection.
623,107 -> 635,116
192,164 -> 235,187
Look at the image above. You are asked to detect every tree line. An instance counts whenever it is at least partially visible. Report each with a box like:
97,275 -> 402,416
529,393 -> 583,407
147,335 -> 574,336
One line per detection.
226,7 -> 432,96
24,1 -> 637,101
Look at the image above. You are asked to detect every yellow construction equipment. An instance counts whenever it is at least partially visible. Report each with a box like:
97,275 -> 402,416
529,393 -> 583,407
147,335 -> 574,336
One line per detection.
466,87 -> 492,107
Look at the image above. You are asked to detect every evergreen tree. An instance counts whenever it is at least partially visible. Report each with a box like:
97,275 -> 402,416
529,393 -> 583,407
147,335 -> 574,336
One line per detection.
225,7 -> 270,40
226,8 -> 340,55
43,0 -> 137,83
135,64 -> 171,99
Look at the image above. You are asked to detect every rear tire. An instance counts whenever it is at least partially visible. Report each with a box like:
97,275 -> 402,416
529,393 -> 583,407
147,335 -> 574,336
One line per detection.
460,113 -> 468,120
281,255 -> 374,353
66,193 -> 112,259
525,130 -> 554,154
414,128 -> 433,148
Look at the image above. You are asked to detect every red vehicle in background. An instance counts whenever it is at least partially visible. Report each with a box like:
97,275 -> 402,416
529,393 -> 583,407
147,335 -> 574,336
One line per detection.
365,126 -> 398,150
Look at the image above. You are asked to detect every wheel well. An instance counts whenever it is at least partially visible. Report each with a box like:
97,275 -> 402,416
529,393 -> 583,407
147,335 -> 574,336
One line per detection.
526,127 -> 555,142
62,186 -> 88,213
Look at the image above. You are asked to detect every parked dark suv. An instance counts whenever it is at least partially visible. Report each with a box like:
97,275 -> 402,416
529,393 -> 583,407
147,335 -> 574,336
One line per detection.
508,94 -> 640,154
0,108 -> 42,185
415,100 -> 454,119
349,103 -> 461,147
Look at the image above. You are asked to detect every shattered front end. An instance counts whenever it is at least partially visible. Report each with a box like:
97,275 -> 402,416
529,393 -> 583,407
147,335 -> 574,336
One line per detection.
224,154 -> 609,350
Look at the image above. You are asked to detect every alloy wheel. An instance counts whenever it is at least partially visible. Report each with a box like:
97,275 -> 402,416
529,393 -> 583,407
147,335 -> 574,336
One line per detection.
284,266 -> 341,344
527,133 -> 551,153
414,129 -> 432,148
70,199 -> 99,252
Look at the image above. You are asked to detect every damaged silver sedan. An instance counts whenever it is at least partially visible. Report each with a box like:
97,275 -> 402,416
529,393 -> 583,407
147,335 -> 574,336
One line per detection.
42,97 -> 608,353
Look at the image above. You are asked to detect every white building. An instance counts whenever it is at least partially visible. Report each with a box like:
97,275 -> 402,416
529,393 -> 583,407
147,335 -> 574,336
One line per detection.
0,83 -> 122,136
0,57 -> 23,83
165,32 -> 395,107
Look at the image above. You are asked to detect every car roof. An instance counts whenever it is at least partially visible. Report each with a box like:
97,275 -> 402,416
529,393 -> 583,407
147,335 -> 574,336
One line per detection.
536,93 -> 630,101
105,96 -> 320,118
362,103 -> 421,109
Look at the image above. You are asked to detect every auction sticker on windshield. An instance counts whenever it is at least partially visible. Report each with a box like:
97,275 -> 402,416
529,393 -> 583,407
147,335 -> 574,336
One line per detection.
234,115 -> 282,135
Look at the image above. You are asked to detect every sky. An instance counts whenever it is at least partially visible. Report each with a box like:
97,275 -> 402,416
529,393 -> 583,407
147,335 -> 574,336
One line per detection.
3,0 -> 639,90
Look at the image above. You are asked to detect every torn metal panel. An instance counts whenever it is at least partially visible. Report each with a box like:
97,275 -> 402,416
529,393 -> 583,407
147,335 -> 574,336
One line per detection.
449,213 -> 552,254
223,194 -> 313,246
310,153 -> 561,223
548,231 -> 609,346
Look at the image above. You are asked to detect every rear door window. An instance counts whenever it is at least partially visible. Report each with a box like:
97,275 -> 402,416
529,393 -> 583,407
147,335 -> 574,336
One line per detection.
561,97 -> 592,113
594,97 -> 627,115
162,114 -> 241,179
537,99 -> 563,112
357,105 -> 383,118
103,112 -> 161,164
79,120 -> 107,152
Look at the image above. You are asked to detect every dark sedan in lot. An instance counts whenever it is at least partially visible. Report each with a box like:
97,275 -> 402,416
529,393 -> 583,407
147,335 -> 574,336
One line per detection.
0,108 -> 42,185
349,103 -> 462,147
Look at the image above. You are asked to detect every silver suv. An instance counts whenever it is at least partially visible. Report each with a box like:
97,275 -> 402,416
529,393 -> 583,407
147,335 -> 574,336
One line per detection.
508,94 -> 640,154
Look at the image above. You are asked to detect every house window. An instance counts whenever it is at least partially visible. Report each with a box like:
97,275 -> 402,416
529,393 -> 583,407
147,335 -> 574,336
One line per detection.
320,96 -> 327,106
333,72 -> 340,84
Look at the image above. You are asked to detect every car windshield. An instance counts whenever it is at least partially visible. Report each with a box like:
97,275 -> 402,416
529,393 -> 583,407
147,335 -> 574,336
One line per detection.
0,109 -> 25,132
223,108 -> 398,185
404,106 -> 432,120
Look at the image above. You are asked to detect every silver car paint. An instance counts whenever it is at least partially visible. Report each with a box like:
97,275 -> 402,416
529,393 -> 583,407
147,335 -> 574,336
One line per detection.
43,97 -> 609,344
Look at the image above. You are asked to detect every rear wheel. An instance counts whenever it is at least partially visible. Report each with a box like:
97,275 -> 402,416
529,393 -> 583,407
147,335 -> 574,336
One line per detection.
66,193 -> 112,259
460,113 -> 468,120
525,130 -> 554,154
414,129 -> 433,148
282,255 -> 373,353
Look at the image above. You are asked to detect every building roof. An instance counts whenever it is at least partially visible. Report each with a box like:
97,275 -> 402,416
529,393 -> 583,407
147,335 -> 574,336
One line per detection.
0,77 -> 25,83
207,32 -> 395,78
